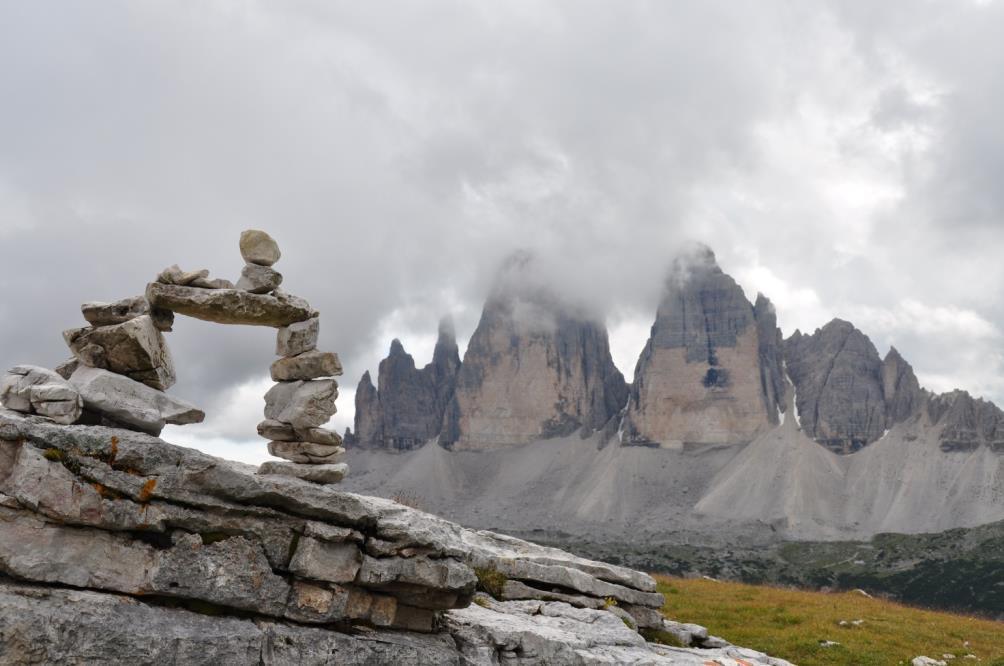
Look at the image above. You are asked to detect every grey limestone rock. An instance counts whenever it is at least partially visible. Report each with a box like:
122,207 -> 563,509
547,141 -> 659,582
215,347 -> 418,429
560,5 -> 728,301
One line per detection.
621,245 -> 776,447
258,420 -> 341,445
240,229 -> 281,266
64,315 -> 176,390
146,282 -> 312,327
928,389 -> 1004,452
236,262 -> 283,294
784,319 -> 888,453
81,295 -> 150,327
257,461 -> 349,484
883,346 -> 924,426
267,441 -> 345,464
0,365 -> 82,425
54,357 -> 79,380
264,379 -> 338,429
189,276 -> 235,289
271,350 -> 342,381
69,365 -> 204,434
276,317 -> 319,356
157,264 -> 210,286
354,322 -> 461,451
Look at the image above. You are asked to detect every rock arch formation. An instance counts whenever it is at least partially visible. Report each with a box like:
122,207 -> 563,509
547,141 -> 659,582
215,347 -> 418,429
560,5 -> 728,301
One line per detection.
0,230 -> 347,484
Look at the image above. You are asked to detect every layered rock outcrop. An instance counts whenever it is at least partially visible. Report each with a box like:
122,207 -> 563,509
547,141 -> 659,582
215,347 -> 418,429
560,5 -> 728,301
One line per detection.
0,409 -> 790,665
622,246 -> 782,447
351,319 -> 461,451
783,320 -> 926,453
928,390 -> 1004,452
441,253 -> 627,450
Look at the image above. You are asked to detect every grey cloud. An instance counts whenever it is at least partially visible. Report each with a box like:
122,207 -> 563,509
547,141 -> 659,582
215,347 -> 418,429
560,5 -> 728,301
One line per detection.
2,1 -> 1004,458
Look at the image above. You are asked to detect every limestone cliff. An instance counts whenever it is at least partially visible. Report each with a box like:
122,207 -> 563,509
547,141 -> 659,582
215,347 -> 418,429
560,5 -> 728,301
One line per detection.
622,246 -> 782,447
783,320 -> 926,454
351,319 -> 461,451
440,254 -> 627,450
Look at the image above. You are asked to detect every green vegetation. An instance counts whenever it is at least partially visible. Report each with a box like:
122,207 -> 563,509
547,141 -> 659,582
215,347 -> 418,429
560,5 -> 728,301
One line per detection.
656,576 -> 1004,666
474,567 -> 508,598
526,520 -> 1004,617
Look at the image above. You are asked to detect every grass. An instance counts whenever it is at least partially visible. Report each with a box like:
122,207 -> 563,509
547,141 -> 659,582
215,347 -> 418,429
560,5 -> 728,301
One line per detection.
655,575 -> 1004,666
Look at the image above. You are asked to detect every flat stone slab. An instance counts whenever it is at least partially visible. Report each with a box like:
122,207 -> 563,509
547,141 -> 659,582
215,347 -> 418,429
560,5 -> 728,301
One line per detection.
268,441 -> 345,464
146,283 -> 312,327
69,366 -> 204,434
81,295 -> 149,327
257,461 -> 348,485
271,351 -> 342,381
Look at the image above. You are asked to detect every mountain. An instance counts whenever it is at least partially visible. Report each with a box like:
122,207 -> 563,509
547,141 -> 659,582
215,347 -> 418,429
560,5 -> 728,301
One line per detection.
341,245 -> 1004,548
622,246 -> 783,447
439,252 -> 628,450
348,318 -> 460,451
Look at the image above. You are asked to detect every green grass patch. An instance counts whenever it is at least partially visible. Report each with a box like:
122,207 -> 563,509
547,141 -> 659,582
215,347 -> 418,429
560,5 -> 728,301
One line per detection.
656,575 -> 1004,666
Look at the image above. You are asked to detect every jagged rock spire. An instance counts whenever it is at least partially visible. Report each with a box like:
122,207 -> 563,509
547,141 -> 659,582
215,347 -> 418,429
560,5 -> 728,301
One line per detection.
440,251 -> 627,450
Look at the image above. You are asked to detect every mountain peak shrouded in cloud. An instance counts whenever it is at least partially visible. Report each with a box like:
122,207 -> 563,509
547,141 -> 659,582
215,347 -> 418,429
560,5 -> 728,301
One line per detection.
439,250 -> 628,449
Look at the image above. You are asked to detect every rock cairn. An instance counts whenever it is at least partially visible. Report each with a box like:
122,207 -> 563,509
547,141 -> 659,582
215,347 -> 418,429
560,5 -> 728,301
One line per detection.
0,229 -> 348,486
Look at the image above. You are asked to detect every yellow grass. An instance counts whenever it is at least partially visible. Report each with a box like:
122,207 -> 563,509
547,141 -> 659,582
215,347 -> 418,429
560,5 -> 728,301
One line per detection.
655,575 -> 1004,666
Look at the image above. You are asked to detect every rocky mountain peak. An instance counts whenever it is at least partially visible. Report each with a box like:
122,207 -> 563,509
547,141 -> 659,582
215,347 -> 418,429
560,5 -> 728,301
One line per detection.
928,389 -> 1004,452
622,246 -> 781,447
350,324 -> 461,451
440,252 -> 627,450
783,318 -> 917,454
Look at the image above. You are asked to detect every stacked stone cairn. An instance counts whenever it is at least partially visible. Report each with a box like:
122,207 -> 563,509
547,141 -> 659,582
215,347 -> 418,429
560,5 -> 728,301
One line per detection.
0,229 -> 348,485
247,231 -> 348,485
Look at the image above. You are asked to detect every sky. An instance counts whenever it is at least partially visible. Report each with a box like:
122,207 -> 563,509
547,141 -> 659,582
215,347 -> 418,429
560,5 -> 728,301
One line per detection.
2,1 -> 1003,464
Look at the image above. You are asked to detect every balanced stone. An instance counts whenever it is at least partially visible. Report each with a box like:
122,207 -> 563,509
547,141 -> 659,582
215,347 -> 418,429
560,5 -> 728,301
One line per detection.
236,263 -> 282,294
81,296 -> 149,327
146,283 -> 312,327
54,358 -> 79,380
263,380 -> 337,429
296,426 -> 343,446
256,461 -> 348,484
276,317 -> 318,356
257,420 -> 343,446
69,366 -> 204,435
267,441 -> 345,464
240,229 -> 281,266
157,265 -> 210,286
271,351 -> 342,381
257,418 -> 297,441
63,315 -> 176,391
189,276 -> 234,289
0,365 -> 83,425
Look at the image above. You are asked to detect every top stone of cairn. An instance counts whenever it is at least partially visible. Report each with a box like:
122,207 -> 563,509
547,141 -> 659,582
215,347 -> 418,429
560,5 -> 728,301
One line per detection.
240,229 -> 281,267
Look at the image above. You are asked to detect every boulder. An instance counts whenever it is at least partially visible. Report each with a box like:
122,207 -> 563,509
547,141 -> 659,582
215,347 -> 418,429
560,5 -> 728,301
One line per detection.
68,366 -> 204,434
257,461 -> 349,484
258,420 -> 343,446
157,264 -> 210,286
236,263 -> 282,294
276,317 -> 319,357
239,229 -> 281,266
63,315 -> 176,390
271,350 -> 342,381
189,277 -> 234,290
0,365 -> 83,425
264,379 -> 338,429
81,295 -> 149,327
146,283 -> 312,327
267,441 -> 345,464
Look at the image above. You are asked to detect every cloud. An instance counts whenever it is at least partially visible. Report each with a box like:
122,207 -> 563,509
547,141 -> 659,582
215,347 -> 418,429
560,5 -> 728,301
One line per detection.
2,1 -> 1004,461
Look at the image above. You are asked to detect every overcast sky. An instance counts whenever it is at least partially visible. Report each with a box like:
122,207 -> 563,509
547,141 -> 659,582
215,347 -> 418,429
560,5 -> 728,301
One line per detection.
2,1 -> 1003,464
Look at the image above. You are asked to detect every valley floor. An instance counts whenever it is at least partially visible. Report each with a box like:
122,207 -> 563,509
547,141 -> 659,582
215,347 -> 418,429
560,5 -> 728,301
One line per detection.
655,576 -> 1004,666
